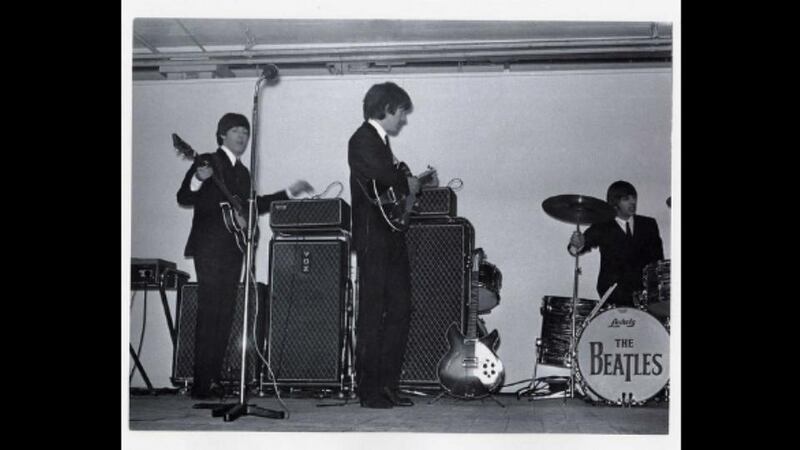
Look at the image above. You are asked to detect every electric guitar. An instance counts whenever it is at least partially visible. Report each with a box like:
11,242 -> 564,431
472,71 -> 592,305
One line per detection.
437,248 -> 505,398
371,163 -> 437,232
172,133 -> 258,252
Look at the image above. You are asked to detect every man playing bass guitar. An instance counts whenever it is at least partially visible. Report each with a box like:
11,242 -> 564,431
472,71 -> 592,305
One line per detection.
176,112 -> 313,400
348,82 -> 438,408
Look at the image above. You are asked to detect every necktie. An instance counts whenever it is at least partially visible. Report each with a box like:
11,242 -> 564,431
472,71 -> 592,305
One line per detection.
625,221 -> 632,238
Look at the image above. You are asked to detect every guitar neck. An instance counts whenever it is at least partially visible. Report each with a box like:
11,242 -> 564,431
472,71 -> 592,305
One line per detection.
465,250 -> 483,339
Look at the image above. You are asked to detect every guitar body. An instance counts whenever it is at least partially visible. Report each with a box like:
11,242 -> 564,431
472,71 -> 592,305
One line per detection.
220,202 -> 259,252
372,163 -> 436,232
437,248 -> 505,399
437,323 -> 504,399
173,133 -> 259,253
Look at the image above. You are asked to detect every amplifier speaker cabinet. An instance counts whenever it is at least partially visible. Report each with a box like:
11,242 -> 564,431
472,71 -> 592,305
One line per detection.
414,187 -> 457,218
265,238 -> 350,387
400,217 -> 474,388
269,198 -> 351,233
172,282 -> 267,386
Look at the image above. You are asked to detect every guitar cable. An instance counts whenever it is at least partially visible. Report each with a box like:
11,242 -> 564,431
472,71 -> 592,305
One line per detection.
446,178 -> 464,191
311,181 -> 344,199
246,264 -> 291,418
241,198 -> 291,417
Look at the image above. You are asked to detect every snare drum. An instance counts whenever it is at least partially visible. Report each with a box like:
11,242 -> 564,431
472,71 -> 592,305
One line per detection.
475,261 -> 502,313
536,296 -> 598,368
575,306 -> 670,405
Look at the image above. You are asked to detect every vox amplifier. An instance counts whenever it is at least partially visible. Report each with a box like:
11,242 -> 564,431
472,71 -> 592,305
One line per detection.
269,198 -> 351,233
414,187 -> 457,217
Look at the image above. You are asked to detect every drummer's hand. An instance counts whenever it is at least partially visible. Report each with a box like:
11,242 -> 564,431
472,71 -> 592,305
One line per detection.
569,231 -> 585,253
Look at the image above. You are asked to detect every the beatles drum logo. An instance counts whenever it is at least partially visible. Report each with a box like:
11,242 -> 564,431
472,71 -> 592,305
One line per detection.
577,307 -> 669,403
588,340 -> 664,382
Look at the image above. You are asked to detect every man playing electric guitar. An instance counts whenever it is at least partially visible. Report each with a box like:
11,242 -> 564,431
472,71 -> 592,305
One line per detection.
348,82 -> 438,409
176,112 -> 313,400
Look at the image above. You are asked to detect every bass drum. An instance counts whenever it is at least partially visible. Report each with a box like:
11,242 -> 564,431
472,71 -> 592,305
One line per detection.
575,306 -> 669,405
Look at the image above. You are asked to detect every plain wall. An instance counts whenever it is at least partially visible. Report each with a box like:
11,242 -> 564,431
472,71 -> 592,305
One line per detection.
128,68 -> 672,391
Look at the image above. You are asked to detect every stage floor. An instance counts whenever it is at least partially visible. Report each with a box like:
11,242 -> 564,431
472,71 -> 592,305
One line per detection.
127,389 -> 669,434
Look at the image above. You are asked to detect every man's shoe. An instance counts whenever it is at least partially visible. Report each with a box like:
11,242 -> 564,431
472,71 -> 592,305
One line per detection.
382,387 -> 414,407
208,382 -> 226,399
359,395 -> 393,409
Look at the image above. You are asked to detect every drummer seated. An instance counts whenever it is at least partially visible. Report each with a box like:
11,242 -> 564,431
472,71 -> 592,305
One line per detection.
567,180 -> 664,308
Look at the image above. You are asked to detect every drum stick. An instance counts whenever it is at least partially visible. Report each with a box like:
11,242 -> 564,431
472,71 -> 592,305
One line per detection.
587,283 -> 618,322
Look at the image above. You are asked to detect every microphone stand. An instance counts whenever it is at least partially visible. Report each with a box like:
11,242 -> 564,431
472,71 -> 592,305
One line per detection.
208,66 -> 285,422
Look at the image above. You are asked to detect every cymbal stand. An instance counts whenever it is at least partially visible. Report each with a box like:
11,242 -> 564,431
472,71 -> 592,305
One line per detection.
567,222 -> 582,400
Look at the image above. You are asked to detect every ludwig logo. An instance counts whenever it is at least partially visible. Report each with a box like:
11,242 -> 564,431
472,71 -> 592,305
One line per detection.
609,318 -> 635,328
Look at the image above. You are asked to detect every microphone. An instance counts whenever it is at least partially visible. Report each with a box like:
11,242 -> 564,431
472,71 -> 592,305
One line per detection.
260,64 -> 279,81
666,197 -> 671,208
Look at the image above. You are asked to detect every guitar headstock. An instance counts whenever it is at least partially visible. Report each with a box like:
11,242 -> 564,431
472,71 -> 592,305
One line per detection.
172,133 -> 196,159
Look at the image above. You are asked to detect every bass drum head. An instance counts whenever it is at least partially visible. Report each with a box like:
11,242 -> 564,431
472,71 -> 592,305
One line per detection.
576,307 -> 669,404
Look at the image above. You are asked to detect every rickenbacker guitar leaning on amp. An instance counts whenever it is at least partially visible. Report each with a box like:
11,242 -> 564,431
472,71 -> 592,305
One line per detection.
437,248 -> 505,398
172,133 -> 258,252
371,162 -> 437,232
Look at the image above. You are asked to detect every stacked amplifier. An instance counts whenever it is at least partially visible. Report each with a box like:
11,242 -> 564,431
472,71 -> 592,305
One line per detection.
265,198 -> 354,392
264,187 -> 467,392
400,187 -> 474,389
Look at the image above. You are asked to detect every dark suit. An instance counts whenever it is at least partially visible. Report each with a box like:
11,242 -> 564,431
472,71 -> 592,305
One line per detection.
577,215 -> 664,307
348,122 -> 413,399
177,148 -> 287,393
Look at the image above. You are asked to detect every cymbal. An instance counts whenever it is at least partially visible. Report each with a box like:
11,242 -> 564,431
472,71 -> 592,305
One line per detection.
542,194 -> 615,225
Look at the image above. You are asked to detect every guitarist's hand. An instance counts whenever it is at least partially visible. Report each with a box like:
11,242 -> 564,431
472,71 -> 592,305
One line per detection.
407,176 -> 422,195
424,171 -> 439,187
288,180 -> 315,197
194,165 -> 214,182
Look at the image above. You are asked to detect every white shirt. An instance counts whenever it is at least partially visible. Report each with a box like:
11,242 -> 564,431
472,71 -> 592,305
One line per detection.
368,119 -> 388,145
368,119 -> 399,164
615,216 -> 634,235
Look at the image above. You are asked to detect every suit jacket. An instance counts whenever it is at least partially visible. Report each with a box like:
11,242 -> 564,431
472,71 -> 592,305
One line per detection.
177,148 -> 288,257
578,214 -> 664,300
348,122 -> 410,253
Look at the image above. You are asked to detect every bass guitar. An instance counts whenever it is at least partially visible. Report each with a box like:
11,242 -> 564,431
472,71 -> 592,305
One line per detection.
371,163 -> 437,232
172,133 -> 258,252
437,248 -> 505,398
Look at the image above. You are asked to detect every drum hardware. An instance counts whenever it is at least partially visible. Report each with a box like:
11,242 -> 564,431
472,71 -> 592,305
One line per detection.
518,195 -> 615,402
540,194 -> 615,400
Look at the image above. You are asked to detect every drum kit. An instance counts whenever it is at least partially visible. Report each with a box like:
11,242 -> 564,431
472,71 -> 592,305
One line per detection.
517,194 -> 670,406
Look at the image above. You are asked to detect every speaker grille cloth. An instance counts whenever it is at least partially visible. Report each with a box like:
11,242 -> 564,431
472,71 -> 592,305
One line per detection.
268,240 -> 345,383
416,187 -> 456,216
401,221 -> 471,385
173,283 -> 264,384
270,199 -> 350,231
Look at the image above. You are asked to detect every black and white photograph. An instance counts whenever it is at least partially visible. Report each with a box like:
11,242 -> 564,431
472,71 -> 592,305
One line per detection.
123,1 -> 680,449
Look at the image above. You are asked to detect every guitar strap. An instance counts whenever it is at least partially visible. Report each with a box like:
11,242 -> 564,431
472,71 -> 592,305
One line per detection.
207,152 -> 230,192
